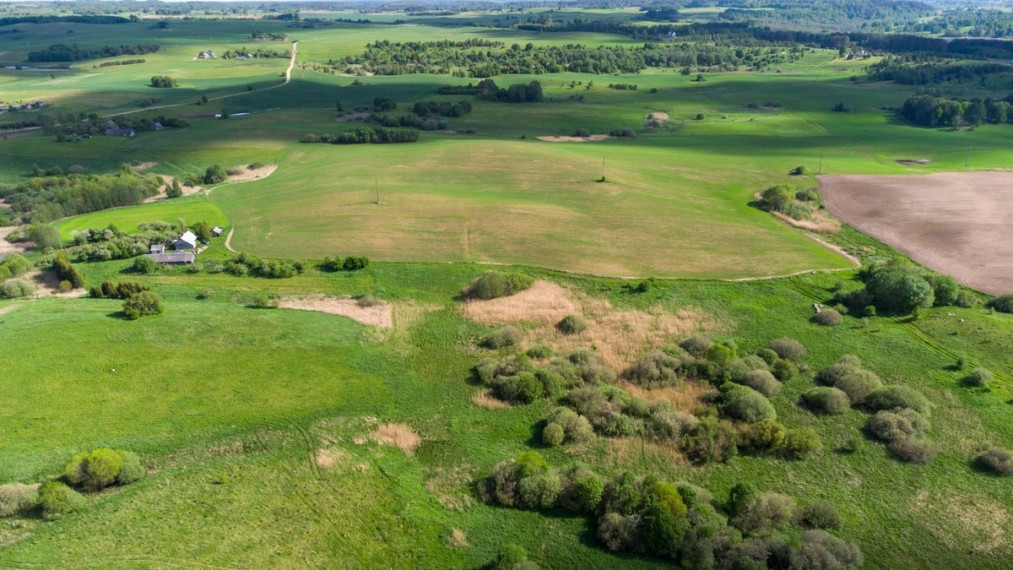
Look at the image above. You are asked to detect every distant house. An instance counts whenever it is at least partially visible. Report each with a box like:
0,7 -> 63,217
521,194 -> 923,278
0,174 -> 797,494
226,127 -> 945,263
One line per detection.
105,128 -> 135,137
145,252 -> 195,265
149,244 -> 165,254
211,226 -> 223,237
197,51 -> 216,59
151,122 -> 164,131
174,230 -> 198,250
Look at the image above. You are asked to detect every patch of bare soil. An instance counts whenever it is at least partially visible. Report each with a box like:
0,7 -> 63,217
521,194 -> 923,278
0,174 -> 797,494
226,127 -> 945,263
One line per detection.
0,200 -> 11,210
144,176 -> 202,203
896,159 -> 933,166
227,164 -> 277,183
25,269 -> 87,298
368,423 -> 422,455
536,134 -> 611,142
0,305 -> 20,316
279,295 -> 393,328
911,489 -> 1013,555
471,389 -> 511,409
820,172 -> 1013,294
448,529 -> 469,548
647,112 -> 670,121
0,226 -> 28,256
132,161 -> 157,172
463,280 -> 720,371
619,380 -> 710,412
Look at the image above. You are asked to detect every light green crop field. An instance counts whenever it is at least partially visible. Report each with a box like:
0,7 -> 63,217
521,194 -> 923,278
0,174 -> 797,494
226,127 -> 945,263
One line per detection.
4,12 -> 1013,569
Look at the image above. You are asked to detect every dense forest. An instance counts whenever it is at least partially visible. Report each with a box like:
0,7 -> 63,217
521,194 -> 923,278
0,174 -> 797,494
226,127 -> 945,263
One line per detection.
899,94 -> 1013,128
27,43 -> 160,63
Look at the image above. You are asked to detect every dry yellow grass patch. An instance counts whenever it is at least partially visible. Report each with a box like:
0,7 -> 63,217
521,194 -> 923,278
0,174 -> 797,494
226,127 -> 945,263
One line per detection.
0,226 -> 28,256
471,389 -> 510,409
369,423 -> 422,455
314,447 -> 345,469
227,164 -> 277,183
0,305 -> 20,317
448,528 -> 469,548
144,175 -> 203,203
619,380 -> 709,412
131,161 -> 157,172
279,295 -> 393,328
771,211 -> 841,234
911,489 -> 1013,555
462,280 -> 719,371
599,437 -> 689,470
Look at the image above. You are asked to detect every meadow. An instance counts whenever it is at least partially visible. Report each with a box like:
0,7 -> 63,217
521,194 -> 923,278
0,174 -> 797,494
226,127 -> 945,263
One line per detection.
3,9 -> 1013,569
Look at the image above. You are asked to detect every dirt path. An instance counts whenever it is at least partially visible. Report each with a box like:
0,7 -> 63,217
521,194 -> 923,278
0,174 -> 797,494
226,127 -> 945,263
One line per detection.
224,228 -> 236,253
104,42 -> 298,119
0,226 -> 28,256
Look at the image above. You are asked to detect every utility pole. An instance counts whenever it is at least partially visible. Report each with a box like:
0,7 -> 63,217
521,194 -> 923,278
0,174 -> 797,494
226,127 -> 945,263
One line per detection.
601,157 -> 606,181
818,152 -> 824,175
374,174 -> 380,204
965,148 -> 970,168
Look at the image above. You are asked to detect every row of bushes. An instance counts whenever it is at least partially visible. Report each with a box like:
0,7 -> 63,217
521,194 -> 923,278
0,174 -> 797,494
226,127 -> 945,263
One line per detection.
88,281 -> 149,300
462,270 -> 533,300
301,127 -> 420,145
479,451 -> 861,568
320,255 -> 370,272
834,260 -> 975,315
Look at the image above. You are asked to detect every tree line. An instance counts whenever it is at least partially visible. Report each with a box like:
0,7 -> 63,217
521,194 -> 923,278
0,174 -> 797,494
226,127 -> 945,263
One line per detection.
867,57 -> 1013,85
301,127 -> 419,145
27,43 -> 160,63
900,94 -> 1013,128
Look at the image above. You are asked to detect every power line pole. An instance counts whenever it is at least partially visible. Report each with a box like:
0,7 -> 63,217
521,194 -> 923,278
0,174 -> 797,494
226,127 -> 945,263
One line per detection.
374,174 -> 380,204
818,152 -> 824,175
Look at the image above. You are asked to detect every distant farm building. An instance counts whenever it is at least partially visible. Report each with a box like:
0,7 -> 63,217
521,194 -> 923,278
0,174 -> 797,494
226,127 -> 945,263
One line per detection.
211,226 -> 223,237
149,244 -> 165,254
105,128 -> 136,137
144,252 -> 195,265
174,230 -> 198,250
152,122 -> 164,131
197,51 -> 216,59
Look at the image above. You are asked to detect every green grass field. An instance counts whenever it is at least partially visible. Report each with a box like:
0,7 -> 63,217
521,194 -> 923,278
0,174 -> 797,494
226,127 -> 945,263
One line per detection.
4,11 -> 1013,569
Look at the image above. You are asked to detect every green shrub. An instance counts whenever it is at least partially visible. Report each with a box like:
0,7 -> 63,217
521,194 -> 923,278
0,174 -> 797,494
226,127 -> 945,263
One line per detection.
976,447 -> 1013,476
888,437 -> 938,464
597,512 -> 641,552
722,385 -> 776,423
769,337 -> 806,361
862,385 -> 930,415
706,343 -> 735,366
791,530 -> 863,570
678,335 -> 712,358
827,369 -> 883,404
483,326 -> 523,349
955,290 -> 977,308
868,409 -> 929,442
492,543 -> 529,569
814,308 -> 843,326
573,474 -> 604,513
547,408 -> 595,443
966,368 -> 994,388
623,350 -> 681,387
542,422 -> 565,446
116,451 -> 145,484
203,164 -> 228,184
771,359 -> 797,380
557,314 -> 587,334
733,491 -> 798,535
342,255 -> 369,271
518,472 -> 561,509
0,483 -> 39,518
986,293 -> 1013,313
802,501 -> 841,530
755,348 -> 779,366
38,481 -> 86,519
0,278 -> 36,299
514,450 -> 550,478
526,345 -> 553,359
65,448 -> 124,491
463,271 -> 533,300
131,255 -> 159,274
802,387 -> 851,415
780,428 -> 823,459
123,291 -> 163,319
842,435 -> 865,454
740,418 -> 787,452
736,369 -> 781,398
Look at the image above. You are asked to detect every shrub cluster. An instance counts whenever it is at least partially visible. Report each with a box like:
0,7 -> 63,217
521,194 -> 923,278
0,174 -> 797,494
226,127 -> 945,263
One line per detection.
462,271 -> 533,300
759,183 -> 814,221
52,253 -> 85,289
622,350 -> 681,387
483,325 -> 523,349
837,261 -> 967,315
480,454 -> 861,568
322,255 -> 370,272
976,447 -> 1013,476
123,291 -> 163,319
89,281 -> 150,299
38,481 -> 86,520
0,483 -> 39,518
0,253 -> 32,282
0,277 -> 36,299
986,293 -> 1013,313
65,448 -> 145,492
802,386 -> 851,414
867,409 -> 937,464
226,253 -> 306,278
815,355 -> 883,404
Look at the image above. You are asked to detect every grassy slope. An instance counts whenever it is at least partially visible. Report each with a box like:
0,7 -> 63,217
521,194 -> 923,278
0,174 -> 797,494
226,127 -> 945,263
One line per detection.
53,196 -> 227,241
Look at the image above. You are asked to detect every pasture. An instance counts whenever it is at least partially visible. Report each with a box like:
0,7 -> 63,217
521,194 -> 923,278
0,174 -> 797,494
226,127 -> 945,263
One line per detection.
4,10 -> 1013,568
